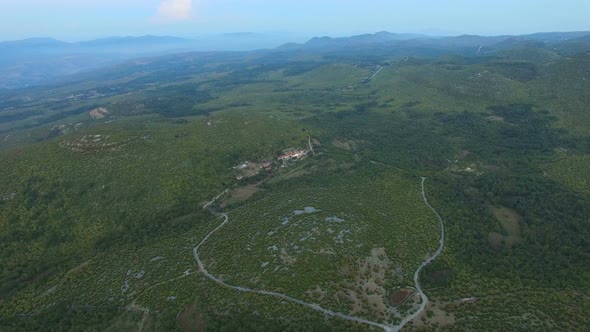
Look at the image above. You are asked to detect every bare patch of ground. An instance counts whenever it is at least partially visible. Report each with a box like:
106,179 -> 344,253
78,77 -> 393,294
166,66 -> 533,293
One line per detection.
488,232 -> 505,250
280,248 -> 297,266
236,162 -> 263,177
305,286 -> 327,302
413,300 -> 456,330
66,260 -> 90,276
332,138 -> 358,151
89,107 -> 110,119
486,115 -> 505,122
333,248 -> 401,321
220,184 -> 260,208
178,303 -> 206,332
491,206 -> 521,235
388,288 -> 414,306
488,205 -> 522,249
60,134 -> 127,153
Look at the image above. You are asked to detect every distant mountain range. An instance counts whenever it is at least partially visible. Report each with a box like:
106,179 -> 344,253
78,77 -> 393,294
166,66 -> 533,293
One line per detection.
0,33 -> 298,89
0,34 -> 287,55
1,31 -> 589,90
279,31 -> 590,53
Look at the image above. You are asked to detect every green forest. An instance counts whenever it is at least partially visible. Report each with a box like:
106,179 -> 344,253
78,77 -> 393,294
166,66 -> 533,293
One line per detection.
1,32 -> 590,331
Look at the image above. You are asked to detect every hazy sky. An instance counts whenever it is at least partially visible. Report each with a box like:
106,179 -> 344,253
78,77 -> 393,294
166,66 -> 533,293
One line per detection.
1,0 -> 589,41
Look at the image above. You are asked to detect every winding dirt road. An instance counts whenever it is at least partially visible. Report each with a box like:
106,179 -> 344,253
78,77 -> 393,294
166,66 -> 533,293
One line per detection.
193,213 -> 392,331
193,177 -> 445,331
395,177 -> 446,329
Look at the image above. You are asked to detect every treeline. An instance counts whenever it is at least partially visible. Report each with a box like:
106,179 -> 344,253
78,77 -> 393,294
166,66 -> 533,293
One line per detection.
306,104 -> 453,172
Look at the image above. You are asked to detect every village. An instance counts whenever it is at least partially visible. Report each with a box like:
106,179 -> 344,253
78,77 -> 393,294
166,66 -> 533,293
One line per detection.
233,147 -> 310,180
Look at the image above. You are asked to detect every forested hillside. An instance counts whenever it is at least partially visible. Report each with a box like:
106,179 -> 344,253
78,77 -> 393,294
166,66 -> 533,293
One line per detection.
1,32 -> 589,331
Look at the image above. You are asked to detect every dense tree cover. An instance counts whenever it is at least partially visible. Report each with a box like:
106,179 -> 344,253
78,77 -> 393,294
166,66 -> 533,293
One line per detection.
435,105 -> 569,166
1,305 -> 142,331
0,110 -> 42,124
306,108 -> 453,172
304,95 -> 590,329
0,112 -> 309,323
429,173 -> 590,288
485,61 -> 539,82
0,171 -> 214,298
144,84 -> 215,117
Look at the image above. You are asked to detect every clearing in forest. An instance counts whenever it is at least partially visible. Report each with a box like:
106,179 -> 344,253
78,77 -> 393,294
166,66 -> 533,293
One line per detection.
488,205 -> 522,249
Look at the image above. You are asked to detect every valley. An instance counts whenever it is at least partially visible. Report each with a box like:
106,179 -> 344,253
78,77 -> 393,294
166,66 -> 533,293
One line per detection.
1,31 -> 590,331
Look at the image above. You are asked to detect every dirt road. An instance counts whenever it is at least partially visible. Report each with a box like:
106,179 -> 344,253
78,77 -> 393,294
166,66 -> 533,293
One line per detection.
194,177 -> 446,331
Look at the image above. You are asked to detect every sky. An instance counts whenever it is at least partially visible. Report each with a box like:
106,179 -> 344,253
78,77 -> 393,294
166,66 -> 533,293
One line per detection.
1,0 -> 589,41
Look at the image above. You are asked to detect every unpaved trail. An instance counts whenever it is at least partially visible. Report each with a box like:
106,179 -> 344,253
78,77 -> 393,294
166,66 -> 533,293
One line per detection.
369,66 -> 384,80
203,189 -> 229,209
307,133 -> 316,156
394,177 -> 445,330
193,213 -> 392,331
193,177 -> 446,331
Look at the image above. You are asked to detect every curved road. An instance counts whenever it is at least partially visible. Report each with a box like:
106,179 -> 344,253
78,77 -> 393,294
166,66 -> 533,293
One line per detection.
395,177 -> 446,329
193,177 -> 445,331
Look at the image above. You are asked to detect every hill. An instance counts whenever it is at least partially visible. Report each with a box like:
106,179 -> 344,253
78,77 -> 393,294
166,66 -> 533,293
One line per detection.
1,30 -> 590,331
0,33 -> 295,89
